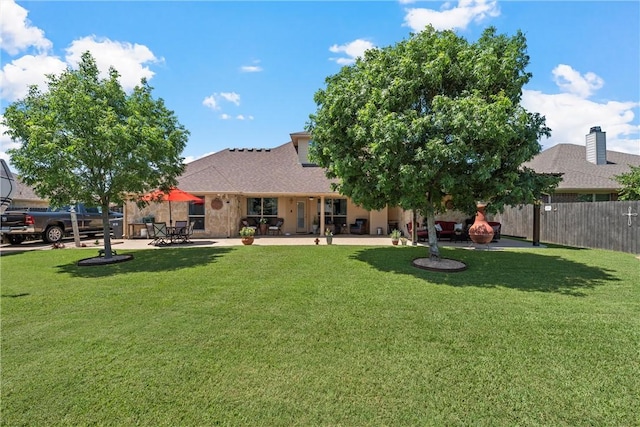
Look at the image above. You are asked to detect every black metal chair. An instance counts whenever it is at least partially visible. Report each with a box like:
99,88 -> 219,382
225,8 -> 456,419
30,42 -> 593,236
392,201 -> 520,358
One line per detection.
149,222 -> 170,246
171,220 -> 188,243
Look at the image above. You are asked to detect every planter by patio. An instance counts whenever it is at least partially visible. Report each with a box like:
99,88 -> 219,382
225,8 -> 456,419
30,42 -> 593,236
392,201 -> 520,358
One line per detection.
259,224 -> 268,235
468,202 -> 494,244
326,236 -> 333,245
241,236 -> 254,245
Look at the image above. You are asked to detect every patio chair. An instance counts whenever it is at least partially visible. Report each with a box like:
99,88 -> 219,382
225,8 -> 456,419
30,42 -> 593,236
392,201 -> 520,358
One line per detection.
406,222 -> 429,242
268,218 -> 284,235
240,218 -> 258,234
349,218 -> 368,235
182,222 -> 195,243
145,222 -> 154,241
149,222 -> 170,246
174,221 -> 195,244
172,220 -> 188,243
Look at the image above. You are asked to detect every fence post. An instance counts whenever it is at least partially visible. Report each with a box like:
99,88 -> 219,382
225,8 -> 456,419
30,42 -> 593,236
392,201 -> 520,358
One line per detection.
533,204 -> 540,246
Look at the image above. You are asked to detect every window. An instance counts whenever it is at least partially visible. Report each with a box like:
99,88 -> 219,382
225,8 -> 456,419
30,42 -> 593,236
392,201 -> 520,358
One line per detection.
189,196 -> 205,230
247,198 -> 278,220
319,198 -> 347,225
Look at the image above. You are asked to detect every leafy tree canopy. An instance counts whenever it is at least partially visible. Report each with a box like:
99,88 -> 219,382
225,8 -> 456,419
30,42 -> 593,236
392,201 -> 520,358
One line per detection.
615,165 -> 640,200
306,26 -> 560,220
3,51 -> 189,256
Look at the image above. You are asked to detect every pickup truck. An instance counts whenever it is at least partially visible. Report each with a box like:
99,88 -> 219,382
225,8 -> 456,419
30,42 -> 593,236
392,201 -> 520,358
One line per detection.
1,204 -> 122,245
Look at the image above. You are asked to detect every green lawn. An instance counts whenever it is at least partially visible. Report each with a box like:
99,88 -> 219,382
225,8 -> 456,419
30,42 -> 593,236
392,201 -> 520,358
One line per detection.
1,245 -> 638,426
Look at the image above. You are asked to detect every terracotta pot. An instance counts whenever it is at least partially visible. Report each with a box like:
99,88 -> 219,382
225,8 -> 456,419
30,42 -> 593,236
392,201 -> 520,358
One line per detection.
392,239 -> 399,246
468,203 -> 494,244
241,236 -> 254,245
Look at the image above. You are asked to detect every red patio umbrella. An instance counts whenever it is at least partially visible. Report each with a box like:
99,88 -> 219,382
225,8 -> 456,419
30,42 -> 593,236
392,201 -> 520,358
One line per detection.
141,187 -> 203,225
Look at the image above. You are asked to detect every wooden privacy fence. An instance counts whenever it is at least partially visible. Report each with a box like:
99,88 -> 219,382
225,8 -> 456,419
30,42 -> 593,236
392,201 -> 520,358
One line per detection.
495,201 -> 639,254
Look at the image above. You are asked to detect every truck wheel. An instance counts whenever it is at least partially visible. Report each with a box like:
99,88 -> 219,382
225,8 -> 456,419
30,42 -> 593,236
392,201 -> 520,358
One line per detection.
8,235 -> 25,245
44,225 -> 63,243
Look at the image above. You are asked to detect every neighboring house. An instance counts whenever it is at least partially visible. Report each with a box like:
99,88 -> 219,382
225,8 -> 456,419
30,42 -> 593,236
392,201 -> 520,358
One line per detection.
524,127 -> 640,203
6,176 -> 49,210
125,132 -> 405,238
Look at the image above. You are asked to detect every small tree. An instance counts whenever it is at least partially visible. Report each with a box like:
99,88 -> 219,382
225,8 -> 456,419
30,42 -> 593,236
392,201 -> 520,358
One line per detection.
306,26 -> 559,257
614,165 -> 640,200
3,52 -> 189,258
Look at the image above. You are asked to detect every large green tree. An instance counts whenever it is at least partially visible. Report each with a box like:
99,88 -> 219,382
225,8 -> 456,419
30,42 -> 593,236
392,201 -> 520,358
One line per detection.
3,52 -> 189,258
614,165 -> 640,200
307,26 -> 559,256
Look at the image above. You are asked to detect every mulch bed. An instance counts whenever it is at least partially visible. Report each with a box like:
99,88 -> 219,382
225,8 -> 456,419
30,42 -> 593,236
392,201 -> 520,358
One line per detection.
412,257 -> 467,272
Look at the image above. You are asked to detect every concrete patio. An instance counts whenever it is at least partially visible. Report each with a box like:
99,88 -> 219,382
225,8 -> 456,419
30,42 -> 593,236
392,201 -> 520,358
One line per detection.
1,234 -> 544,254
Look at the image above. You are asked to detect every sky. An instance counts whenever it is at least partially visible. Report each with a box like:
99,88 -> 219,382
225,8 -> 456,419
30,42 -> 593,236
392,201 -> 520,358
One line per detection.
1,0 -> 639,172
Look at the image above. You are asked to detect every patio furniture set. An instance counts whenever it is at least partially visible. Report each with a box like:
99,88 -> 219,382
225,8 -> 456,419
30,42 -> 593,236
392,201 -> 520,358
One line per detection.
146,221 -> 195,246
240,218 -> 284,235
406,220 -> 502,243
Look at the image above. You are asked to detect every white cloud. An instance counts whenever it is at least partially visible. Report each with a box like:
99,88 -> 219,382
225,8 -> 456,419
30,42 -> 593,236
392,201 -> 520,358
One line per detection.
329,39 -> 376,65
403,0 -> 500,32
0,54 -> 67,101
236,115 -> 254,121
240,65 -> 263,72
202,92 -> 242,111
220,114 -> 231,120
522,64 -> 639,155
0,0 -> 52,55
65,36 -> 160,92
552,64 -> 604,98
219,92 -> 241,106
202,95 -> 218,110
240,59 -> 262,73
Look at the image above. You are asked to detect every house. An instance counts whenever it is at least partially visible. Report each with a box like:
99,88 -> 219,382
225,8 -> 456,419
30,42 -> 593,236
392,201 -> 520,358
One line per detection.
136,127 -> 640,239
524,127 -> 640,203
5,175 -> 49,210
125,132 -> 404,238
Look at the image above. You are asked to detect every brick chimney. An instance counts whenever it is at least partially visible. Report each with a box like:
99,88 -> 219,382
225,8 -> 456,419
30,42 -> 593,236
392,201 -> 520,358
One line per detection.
586,126 -> 607,165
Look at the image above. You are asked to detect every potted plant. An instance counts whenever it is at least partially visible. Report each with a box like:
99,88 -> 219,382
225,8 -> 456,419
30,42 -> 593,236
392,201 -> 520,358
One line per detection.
325,227 -> 333,245
390,229 -> 402,245
400,236 -> 408,246
258,218 -> 268,235
239,226 -> 256,245
312,216 -> 319,234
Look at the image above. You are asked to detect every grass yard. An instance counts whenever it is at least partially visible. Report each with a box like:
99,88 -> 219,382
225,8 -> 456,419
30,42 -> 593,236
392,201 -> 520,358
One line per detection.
1,244 -> 638,426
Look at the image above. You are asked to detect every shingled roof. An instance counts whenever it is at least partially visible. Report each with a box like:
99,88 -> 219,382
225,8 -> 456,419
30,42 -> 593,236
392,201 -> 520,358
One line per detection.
523,143 -> 640,191
177,140 -> 336,195
12,176 -> 46,202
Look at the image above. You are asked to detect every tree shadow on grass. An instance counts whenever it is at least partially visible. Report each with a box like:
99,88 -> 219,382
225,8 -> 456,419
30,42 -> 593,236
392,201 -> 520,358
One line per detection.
55,247 -> 234,278
351,247 -> 621,296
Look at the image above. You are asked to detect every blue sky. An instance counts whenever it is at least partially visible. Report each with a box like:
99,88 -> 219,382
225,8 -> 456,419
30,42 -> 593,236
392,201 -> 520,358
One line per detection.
1,0 -> 638,171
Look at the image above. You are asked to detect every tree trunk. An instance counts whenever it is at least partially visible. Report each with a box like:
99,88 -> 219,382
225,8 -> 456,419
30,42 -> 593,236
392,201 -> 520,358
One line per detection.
424,194 -> 440,259
101,205 -> 113,259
